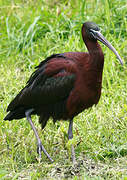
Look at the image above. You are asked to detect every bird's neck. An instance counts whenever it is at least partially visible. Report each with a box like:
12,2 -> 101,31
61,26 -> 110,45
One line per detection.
85,40 -> 104,71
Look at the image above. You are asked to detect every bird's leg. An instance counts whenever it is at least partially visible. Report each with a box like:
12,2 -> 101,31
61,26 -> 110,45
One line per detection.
68,119 -> 76,164
25,109 -> 53,162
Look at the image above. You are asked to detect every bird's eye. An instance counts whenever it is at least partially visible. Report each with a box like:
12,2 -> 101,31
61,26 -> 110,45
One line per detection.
89,29 -> 97,39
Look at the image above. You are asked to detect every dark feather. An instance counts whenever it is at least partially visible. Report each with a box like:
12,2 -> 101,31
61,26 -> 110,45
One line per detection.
27,54 -> 66,87
5,53 -> 76,125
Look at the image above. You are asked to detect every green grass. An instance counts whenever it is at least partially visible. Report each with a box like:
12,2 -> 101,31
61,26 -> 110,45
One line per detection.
0,0 -> 127,179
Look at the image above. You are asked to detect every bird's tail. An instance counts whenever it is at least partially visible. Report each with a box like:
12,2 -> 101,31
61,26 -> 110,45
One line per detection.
4,107 -> 26,121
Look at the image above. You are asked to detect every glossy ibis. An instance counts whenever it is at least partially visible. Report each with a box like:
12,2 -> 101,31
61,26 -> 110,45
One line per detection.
4,22 -> 123,163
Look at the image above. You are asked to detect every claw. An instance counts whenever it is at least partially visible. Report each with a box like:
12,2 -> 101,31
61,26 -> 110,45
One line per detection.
37,142 -> 42,159
71,145 -> 76,165
37,140 -> 54,163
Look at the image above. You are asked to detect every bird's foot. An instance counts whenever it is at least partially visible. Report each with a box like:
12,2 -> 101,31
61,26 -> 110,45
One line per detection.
37,140 -> 54,163
71,145 -> 76,165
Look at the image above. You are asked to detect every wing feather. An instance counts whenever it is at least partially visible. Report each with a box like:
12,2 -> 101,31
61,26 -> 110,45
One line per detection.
7,54 -> 76,111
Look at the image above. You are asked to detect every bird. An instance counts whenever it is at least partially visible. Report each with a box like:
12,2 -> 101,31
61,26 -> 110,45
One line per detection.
4,22 -> 123,163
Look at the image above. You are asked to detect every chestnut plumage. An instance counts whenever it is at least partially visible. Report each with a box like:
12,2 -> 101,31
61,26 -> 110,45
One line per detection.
4,22 -> 123,163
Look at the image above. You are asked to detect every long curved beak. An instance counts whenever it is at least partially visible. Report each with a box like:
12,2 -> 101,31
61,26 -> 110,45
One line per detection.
90,29 -> 123,65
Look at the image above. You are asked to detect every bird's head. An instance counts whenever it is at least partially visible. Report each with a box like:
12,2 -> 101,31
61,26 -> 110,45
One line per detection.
82,21 -> 123,65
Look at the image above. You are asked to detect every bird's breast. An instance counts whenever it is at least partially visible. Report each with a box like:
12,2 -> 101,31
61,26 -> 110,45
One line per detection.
66,69 -> 102,118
